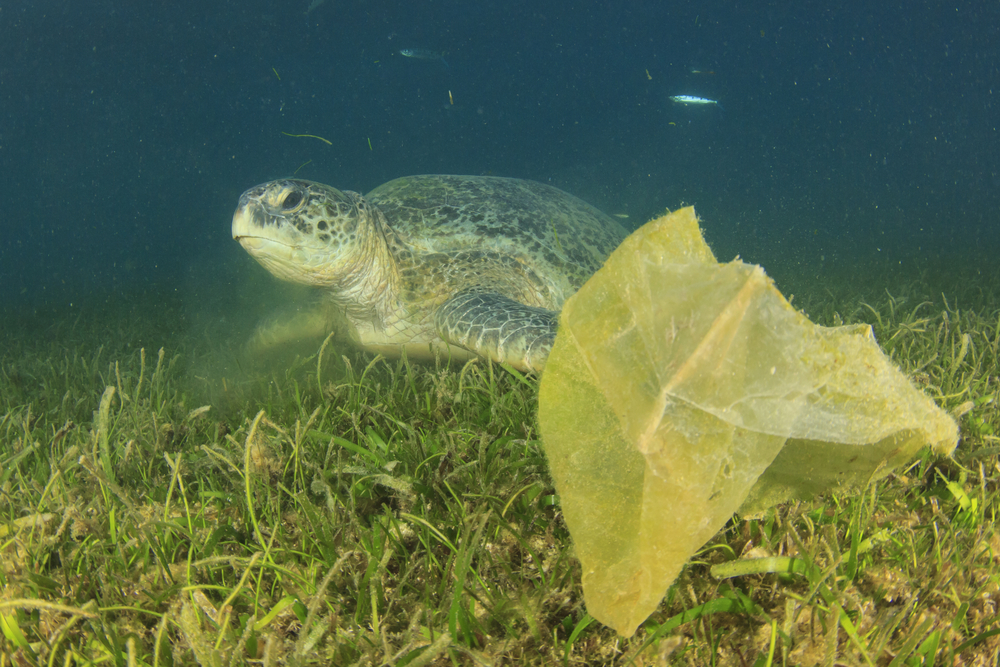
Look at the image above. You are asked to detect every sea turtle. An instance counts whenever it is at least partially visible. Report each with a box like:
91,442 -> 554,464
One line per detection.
232,175 -> 629,373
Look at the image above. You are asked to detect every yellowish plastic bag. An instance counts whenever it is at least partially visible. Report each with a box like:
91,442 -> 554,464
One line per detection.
538,207 -> 958,637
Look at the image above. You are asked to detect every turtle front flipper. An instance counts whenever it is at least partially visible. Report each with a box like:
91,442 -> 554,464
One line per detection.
435,291 -> 558,373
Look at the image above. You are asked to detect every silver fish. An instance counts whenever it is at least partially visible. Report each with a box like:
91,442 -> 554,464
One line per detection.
669,95 -> 719,106
399,48 -> 446,61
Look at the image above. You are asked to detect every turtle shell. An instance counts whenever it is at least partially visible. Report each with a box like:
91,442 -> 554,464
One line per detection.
367,175 -> 629,309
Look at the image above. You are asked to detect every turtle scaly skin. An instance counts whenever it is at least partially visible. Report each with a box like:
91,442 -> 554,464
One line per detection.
232,175 -> 628,373
435,291 -> 559,373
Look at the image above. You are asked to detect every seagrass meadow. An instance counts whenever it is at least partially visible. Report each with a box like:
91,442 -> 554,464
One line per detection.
1,257 -> 999,666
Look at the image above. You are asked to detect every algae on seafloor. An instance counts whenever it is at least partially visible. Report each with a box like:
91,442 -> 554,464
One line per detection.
538,207 -> 958,637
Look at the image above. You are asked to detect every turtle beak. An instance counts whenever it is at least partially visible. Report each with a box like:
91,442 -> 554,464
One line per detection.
232,203 -> 258,241
232,213 -> 316,285
232,203 -> 283,257
232,186 -> 268,241
232,190 -> 292,261
232,185 -> 333,287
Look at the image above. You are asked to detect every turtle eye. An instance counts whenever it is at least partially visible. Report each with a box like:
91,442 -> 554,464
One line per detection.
281,191 -> 303,210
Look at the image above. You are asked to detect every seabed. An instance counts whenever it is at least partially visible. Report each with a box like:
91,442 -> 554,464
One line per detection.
1,257 -> 998,666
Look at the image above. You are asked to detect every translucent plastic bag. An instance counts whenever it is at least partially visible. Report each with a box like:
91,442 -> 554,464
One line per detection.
538,207 -> 958,636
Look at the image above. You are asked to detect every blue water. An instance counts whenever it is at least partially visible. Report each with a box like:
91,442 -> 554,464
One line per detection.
1,0 -> 997,312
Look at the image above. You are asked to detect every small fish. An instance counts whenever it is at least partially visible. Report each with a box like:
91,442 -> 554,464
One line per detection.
669,95 -> 719,106
613,213 -> 630,219
399,48 -> 449,68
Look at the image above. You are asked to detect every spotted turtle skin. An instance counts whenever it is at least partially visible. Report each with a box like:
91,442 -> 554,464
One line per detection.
232,175 -> 629,372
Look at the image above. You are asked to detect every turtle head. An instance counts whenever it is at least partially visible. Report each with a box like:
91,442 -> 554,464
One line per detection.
232,179 -> 379,288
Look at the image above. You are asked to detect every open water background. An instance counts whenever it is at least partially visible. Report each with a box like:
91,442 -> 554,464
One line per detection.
1,0 -> 997,316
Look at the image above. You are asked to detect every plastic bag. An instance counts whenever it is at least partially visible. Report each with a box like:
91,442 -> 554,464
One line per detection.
538,207 -> 958,637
